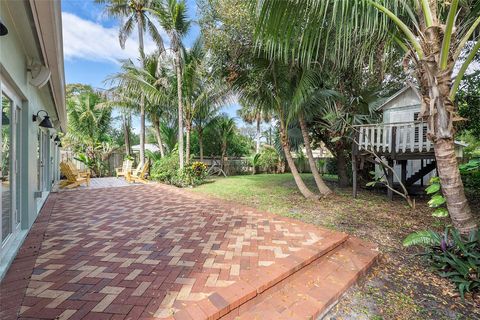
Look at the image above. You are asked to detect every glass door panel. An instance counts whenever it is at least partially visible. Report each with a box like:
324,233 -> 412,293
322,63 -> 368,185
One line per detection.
1,92 -> 13,242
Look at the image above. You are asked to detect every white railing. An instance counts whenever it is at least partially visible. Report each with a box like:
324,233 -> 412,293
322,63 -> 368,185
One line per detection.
355,121 -> 432,154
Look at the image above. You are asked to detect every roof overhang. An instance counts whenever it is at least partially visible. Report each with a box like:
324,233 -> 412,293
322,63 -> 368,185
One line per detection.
28,0 -> 66,132
376,84 -> 421,111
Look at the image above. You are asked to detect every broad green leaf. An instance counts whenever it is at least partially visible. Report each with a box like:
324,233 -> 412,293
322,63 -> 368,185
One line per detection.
425,183 -> 440,194
366,181 -> 376,187
432,208 -> 449,218
428,194 -> 446,208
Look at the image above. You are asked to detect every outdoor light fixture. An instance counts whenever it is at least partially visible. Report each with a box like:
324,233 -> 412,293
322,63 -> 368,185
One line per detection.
58,142 -> 63,148
54,135 -> 61,142
32,110 -> 54,128
0,19 -> 8,36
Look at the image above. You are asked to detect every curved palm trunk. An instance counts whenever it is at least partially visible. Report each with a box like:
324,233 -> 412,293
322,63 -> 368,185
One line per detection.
280,119 -> 317,199
152,117 -> 165,158
175,50 -> 185,169
434,139 -> 476,234
137,12 -> 146,165
299,114 -> 332,195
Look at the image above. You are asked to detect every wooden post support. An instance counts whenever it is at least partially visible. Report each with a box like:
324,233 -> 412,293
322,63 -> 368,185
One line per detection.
352,155 -> 358,198
387,159 -> 394,201
400,160 -> 407,186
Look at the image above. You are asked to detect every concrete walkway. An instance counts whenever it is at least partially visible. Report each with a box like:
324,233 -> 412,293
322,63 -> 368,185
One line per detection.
0,184 -> 378,320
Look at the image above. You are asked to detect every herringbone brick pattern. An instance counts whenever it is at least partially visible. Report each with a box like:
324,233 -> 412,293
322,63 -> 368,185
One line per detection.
1,184 -> 349,319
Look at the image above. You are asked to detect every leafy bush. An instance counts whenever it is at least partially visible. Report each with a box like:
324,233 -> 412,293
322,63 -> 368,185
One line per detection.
404,227 -> 480,299
150,151 -> 179,183
150,153 -> 208,187
257,146 -> 279,173
460,159 -> 480,191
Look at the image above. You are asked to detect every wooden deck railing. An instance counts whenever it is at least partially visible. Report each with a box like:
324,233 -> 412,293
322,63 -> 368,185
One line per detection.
354,121 -> 432,155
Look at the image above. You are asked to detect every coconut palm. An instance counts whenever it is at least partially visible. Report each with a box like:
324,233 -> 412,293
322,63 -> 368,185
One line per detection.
211,115 -> 236,170
95,0 -> 165,165
183,38 -> 231,163
255,0 -> 480,233
233,55 -> 318,199
149,0 -> 191,169
237,100 -> 272,154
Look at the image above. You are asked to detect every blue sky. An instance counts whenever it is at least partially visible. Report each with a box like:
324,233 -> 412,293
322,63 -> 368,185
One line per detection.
61,0 -> 240,130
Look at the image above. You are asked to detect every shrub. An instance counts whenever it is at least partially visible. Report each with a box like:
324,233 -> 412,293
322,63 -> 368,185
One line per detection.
150,154 -> 208,187
460,159 -> 480,191
404,227 -> 480,299
150,152 -> 179,183
257,146 -> 279,173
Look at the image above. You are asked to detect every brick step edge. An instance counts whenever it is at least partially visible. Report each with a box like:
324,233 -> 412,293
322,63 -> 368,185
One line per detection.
171,232 -> 350,320
229,237 -> 379,320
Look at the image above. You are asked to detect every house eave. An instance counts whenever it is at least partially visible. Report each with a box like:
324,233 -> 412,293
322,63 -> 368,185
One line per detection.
28,0 -> 66,132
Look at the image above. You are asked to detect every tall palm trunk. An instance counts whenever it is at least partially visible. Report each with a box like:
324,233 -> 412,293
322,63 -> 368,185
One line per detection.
198,129 -> 204,162
185,122 -> 191,164
280,118 -> 317,199
137,12 -> 146,165
418,26 -> 477,235
221,142 -> 227,170
299,114 -> 331,195
122,112 -> 131,156
175,49 -> 184,169
152,116 -> 165,158
256,113 -> 261,153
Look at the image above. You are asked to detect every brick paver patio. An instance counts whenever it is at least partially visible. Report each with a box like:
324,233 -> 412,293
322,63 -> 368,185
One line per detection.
0,183 -> 377,320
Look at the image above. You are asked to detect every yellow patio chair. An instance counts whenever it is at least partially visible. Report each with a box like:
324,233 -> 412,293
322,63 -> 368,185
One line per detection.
60,162 -> 90,189
115,160 -> 132,178
126,161 -> 149,184
66,161 -> 91,185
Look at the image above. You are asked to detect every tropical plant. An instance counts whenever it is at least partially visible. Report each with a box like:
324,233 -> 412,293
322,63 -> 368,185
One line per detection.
149,0 -> 191,169
255,0 -> 480,233
404,227 -> 480,299
257,145 -> 279,173
211,115 -> 236,170
96,0 -> 165,166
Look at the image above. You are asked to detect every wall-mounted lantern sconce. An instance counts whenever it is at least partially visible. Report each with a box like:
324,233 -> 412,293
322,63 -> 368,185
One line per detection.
54,135 -> 61,142
32,110 -> 54,128
0,19 -> 8,36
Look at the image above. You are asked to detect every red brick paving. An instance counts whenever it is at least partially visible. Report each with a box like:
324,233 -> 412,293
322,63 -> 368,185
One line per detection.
0,183 -> 377,320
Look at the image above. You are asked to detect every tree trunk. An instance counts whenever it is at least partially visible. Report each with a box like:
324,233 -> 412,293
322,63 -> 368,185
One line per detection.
186,123 -> 191,165
175,50 -> 184,169
198,129 -> 204,162
221,143 -> 227,171
280,119 -> 317,199
256,113 -> 261,153
137,13 -> 145,165
417,26 -> 477,235
152,117 -> 165,158
299,114 -> 332,195
434,139 -> 476,234
122,113 -> 131,156
336,148 -> 349,188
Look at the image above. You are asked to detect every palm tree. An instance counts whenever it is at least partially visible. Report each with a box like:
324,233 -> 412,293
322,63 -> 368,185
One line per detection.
288,68 -> 336,195
193,102 -> 219,162
183,38 -> 231,163
256,0 -> 480,233
95,0 -> 164,165
233,56 -> 318,199
149,0 -> 191,169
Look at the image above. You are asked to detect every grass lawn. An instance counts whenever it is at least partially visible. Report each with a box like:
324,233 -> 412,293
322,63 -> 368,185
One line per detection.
192,173 -> 479,320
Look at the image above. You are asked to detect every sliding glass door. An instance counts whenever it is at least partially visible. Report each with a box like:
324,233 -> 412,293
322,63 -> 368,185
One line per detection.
1,86 -> 19,246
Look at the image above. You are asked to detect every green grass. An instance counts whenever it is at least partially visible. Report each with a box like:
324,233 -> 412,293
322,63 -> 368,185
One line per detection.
193,173 -> 319,217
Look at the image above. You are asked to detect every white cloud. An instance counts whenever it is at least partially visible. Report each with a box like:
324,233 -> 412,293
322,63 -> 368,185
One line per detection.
62,12 -> 166,64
